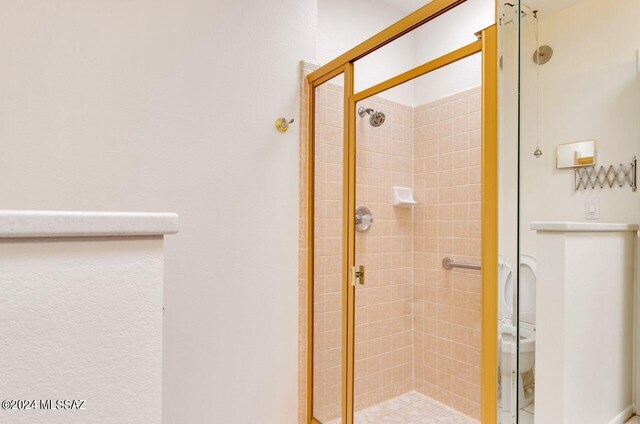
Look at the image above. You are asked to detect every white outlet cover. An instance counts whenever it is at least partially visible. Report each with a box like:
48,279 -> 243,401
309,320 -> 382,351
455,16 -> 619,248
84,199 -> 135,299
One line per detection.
585,199 -> 600,220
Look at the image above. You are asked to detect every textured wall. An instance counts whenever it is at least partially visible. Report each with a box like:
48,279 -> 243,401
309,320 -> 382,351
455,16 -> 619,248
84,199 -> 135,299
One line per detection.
535,229 -> 635,423
0,237 -> 163,424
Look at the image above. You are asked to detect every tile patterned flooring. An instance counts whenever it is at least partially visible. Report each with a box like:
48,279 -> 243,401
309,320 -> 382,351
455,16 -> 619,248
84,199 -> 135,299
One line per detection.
326,393 -> 640,424
328,391 -> 478,424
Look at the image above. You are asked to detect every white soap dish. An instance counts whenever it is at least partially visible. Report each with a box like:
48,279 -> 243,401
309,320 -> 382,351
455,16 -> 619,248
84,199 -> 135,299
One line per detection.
393,187 -> 417,207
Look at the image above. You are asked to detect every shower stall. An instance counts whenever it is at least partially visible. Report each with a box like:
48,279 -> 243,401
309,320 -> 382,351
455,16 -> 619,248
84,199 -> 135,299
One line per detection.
303,0 -> 640,423
300,0 -> 499,422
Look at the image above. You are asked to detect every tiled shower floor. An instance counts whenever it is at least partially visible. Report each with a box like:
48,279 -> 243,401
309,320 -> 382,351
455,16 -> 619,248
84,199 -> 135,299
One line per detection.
328,391 -> 478,424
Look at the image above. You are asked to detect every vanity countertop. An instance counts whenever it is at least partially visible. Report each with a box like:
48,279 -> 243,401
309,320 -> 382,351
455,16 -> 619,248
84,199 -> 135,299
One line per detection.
531,222 -> 639,232
0,210 -> 179,238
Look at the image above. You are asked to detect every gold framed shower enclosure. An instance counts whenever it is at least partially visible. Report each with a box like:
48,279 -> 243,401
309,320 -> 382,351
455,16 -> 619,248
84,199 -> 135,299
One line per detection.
305,0 -> 498,422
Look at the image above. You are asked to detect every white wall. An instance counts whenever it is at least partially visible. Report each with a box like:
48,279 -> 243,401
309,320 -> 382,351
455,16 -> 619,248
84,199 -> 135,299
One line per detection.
519,0 -> 640,254
318,0 -> 417,105
0,1 -> 315,423
0,236 -> 164,424
318,0 -> 494,106
534,229 -> 635,423
413,0 -> 495,105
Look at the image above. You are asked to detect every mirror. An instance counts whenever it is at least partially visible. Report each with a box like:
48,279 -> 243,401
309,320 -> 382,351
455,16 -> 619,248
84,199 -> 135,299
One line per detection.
556,140 -> 596,169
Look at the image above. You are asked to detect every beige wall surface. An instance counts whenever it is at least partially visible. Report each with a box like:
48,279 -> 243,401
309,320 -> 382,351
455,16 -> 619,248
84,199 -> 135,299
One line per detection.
0,1 -> 316,423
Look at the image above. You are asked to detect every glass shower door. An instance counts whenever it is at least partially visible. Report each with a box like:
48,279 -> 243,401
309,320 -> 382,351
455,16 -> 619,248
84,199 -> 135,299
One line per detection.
496,1 -> 522,423
306,3 -> 499,423
513,1 -> 640,423
352,92 -> 415,421
351,51 -> 486,423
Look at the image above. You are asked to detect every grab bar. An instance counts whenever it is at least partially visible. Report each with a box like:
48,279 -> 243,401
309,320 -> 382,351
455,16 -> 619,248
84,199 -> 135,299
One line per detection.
442,257 -> 481,271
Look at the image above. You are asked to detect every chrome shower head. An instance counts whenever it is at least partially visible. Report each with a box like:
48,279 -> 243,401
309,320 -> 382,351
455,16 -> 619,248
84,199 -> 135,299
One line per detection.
357,106 -> 386,127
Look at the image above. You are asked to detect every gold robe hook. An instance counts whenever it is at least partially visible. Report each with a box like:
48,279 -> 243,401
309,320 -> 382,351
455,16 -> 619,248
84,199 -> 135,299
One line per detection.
275,118 -> 294,133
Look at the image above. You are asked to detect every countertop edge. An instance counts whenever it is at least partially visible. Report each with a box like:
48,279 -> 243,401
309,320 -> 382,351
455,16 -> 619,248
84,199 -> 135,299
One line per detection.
0,210 -> 179,238
531,221 -> 639,232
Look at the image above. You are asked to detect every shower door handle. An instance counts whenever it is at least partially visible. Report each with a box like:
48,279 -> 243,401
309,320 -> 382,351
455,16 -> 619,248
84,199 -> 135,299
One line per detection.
351,265 -> 365,287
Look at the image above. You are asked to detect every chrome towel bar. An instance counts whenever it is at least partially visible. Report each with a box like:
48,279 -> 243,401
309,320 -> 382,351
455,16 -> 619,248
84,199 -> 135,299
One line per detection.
442,257 -> 481,271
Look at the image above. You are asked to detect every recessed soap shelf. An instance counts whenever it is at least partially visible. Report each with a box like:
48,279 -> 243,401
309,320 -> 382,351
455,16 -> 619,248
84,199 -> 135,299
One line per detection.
393,187 -> 417,207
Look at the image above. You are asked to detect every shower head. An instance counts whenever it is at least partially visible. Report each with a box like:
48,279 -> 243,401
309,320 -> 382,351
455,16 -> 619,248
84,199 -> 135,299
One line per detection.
357,106 -> 386,127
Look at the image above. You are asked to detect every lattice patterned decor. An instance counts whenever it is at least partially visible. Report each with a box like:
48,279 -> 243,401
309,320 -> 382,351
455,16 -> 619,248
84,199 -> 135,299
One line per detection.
574,157 -> 637,192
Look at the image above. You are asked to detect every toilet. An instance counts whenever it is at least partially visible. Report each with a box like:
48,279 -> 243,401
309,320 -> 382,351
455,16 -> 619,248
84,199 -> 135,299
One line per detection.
498,255 -> 537,412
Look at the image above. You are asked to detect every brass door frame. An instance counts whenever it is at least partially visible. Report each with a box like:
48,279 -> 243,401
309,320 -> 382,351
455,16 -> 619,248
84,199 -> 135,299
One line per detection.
306,1 -> 498,422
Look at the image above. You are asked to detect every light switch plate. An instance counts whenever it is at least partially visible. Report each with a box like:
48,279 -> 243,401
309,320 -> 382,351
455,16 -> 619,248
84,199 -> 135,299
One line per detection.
585,198 -> 600,220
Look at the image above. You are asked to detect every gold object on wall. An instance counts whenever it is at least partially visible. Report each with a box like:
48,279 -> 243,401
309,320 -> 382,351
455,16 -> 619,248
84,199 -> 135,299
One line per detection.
577,156 -> 595,165
275,118 -> 294,133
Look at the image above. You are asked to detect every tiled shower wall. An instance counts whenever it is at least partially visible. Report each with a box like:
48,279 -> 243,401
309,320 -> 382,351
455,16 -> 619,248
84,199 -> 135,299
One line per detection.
299,62 -> 481,423
306,73 -> 346,423
412,88 -> 482,419
298,63 -> 311,424
353,96 -> 416,412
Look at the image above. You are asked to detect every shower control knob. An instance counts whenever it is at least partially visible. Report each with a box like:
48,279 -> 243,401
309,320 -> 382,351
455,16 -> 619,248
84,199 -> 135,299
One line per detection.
355,206 -> 373,232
